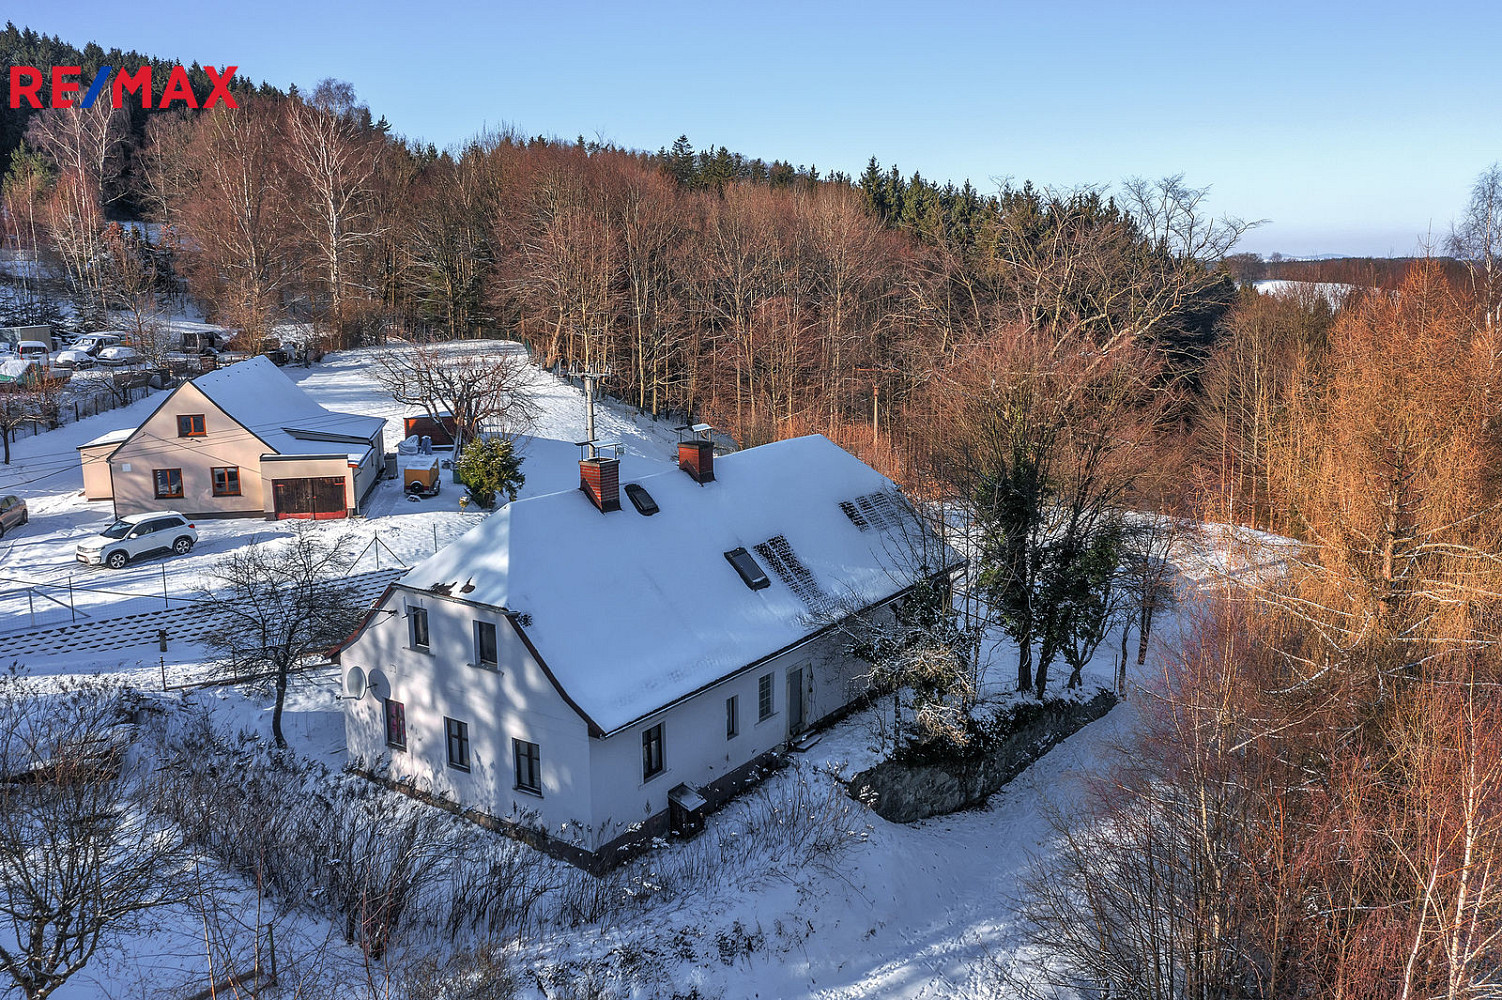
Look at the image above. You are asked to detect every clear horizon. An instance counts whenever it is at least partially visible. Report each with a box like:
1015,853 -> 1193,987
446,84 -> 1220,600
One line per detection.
13,1 -> 1500,258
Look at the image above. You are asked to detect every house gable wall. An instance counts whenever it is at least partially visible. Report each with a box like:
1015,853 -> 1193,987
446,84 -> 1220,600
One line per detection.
107,382 -> 270,517
341,588 -> 594,847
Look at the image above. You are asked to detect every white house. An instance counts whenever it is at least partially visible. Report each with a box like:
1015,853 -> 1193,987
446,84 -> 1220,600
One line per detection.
337,434 -> 958,865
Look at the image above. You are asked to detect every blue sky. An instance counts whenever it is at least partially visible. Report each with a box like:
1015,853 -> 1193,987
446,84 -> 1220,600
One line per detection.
17,1 -> 1501,256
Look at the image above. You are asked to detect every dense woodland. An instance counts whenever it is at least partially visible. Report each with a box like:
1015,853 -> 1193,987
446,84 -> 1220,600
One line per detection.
4,23 -> 1502,999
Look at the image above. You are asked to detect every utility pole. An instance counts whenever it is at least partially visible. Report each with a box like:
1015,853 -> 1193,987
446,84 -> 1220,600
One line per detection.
569,364 -> 613,457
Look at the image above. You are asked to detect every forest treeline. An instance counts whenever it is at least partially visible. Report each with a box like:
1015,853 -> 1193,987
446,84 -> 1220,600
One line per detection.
2,26 -> 1247,477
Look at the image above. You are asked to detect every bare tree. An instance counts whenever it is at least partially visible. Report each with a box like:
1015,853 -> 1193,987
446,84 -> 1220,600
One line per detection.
176,102 -> 292,339
98,224 -> 170,367
0,389 -> 41,466
1450,163 -> 1502,331
197,526 -> 367,748
22,102 -> 129,207
0,675 -> 190,1000
369,341 -> 539,453
284,81 -> 383,346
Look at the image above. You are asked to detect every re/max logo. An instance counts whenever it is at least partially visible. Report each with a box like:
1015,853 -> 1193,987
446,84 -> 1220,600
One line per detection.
8,65 -> 239,110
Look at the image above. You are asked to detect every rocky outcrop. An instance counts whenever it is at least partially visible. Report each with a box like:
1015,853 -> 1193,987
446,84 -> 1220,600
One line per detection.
848,689 -> 1117,823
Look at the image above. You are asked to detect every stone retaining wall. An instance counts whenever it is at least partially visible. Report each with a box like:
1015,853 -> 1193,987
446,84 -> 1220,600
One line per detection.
848,689 -> 1117,823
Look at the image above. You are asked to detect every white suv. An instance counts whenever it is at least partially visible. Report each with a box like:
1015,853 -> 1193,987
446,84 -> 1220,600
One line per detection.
76,512 -> 198,569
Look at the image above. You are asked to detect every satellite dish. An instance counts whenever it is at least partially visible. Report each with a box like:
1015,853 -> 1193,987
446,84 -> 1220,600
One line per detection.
367,668 -> 390,701
344,666 -> 367,699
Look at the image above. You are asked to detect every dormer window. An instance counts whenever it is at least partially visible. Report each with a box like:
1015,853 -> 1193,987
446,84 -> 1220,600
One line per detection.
177,414 -> 206,437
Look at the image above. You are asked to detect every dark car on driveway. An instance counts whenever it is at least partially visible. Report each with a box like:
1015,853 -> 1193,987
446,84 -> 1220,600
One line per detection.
0,495 -> 26,537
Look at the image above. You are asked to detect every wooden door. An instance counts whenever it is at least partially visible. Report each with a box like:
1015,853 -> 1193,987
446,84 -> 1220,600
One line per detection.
272,476 -> 347,520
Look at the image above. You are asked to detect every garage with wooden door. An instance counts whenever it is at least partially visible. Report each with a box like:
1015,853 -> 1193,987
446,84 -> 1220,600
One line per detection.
272,476 -> 348,519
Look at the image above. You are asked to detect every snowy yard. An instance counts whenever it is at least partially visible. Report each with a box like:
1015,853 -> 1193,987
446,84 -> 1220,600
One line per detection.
0,339 -> 1205,999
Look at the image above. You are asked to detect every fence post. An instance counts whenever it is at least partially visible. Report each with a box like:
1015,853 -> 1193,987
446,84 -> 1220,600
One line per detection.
68,575 -> 75,622
27,590 -> 35,629
162,561 -> 169,608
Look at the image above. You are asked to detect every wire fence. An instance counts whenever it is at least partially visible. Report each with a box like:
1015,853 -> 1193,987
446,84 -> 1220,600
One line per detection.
2,379 -> 161,446
0,583 -> 91,633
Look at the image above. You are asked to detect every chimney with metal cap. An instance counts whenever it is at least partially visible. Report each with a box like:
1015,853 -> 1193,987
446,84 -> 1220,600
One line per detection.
579,455 -> 621,511
678,439 -> 714,483
677,423 -> 716,483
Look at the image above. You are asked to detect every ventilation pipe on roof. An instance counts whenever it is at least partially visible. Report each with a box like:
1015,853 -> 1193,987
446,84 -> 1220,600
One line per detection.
579,455 -> 621,512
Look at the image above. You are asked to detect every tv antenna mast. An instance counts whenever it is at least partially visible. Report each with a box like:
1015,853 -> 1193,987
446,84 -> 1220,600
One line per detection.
568,362 -> 614,458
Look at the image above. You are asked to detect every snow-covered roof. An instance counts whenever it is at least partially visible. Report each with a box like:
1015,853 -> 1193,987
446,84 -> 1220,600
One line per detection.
398,434 -> 959,734
191,357 -> 385,458
78,427 -> 133,450
0,358 -> 33,380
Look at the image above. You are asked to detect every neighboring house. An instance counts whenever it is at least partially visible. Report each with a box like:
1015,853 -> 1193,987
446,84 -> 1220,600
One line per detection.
77,356 -> 385,519
338,434 -> 959,866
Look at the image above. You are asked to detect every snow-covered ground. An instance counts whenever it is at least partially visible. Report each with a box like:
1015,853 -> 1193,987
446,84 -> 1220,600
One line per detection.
0,338 -> 1240,999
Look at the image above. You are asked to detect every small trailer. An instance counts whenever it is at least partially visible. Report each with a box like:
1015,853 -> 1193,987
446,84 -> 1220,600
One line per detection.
397,435 -> 441,498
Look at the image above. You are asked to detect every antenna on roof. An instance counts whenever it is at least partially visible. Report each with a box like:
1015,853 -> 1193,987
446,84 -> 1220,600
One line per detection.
567,363 -> 614,458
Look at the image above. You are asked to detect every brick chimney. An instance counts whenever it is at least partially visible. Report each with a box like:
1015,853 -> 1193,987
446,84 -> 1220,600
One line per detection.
579,456 -> 621,511
678,439 -> 714,483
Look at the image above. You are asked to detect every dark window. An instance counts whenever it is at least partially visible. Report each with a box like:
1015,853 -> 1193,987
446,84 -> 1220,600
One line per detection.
211,466 -> 241,497
758,673 -> 775,721
642,723 -> 664,780
474,621 -> 498,668
724,547 -> 770,590
726,695 -> 739,739
623,483 -> 659,516
384,699 -> 406,750
177,413 -> 206,437
445,717 -> 470,771
153,468 -> 183,499
409,607 -> 430,650
513,738 -> 541,795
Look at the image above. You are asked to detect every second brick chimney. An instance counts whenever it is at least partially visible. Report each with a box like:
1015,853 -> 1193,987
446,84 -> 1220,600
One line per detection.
579,456 -> 621,511
678,439 -> 714,483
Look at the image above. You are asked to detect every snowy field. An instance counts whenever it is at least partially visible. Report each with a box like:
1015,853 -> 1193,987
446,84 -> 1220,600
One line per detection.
0,339 -> 1247,999
1252,278 -> 1365,305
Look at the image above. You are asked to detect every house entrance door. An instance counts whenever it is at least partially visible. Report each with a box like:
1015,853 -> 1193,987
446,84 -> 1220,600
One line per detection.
787,667 -> 806,736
